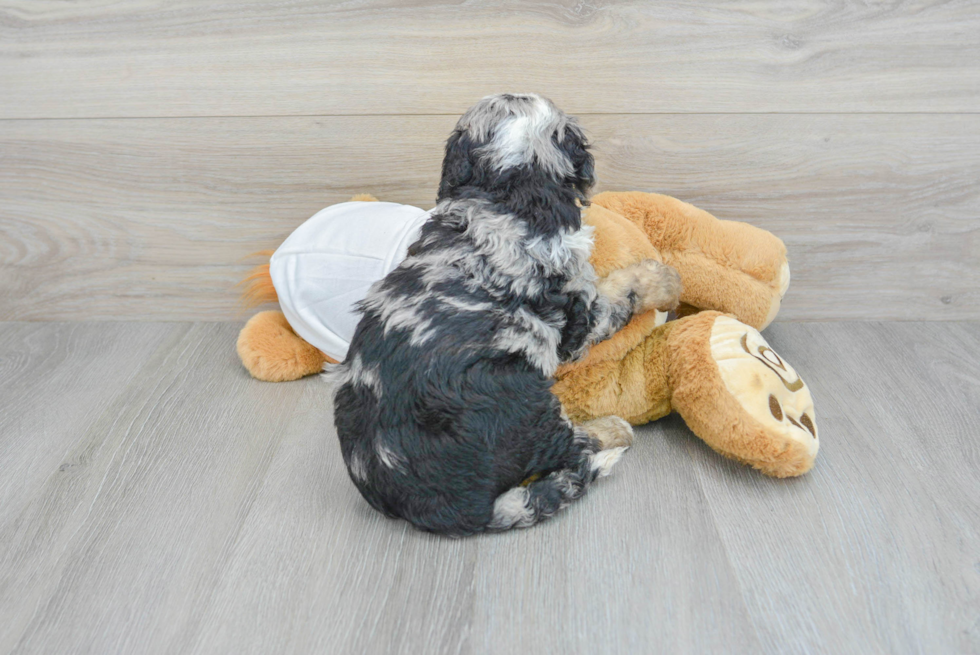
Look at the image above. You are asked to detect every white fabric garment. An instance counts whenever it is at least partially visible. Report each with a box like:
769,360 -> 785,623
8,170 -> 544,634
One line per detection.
269,201 -> 432,362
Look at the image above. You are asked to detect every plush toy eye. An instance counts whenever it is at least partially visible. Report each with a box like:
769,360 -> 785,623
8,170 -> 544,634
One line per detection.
769,394 -> 783,421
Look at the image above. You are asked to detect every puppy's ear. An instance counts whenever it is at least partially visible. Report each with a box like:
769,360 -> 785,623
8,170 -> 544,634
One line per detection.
557,123 -> 595,199
437,129 -> 476,201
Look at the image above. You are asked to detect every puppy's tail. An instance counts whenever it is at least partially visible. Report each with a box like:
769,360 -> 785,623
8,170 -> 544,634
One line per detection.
487,439 -> 627,531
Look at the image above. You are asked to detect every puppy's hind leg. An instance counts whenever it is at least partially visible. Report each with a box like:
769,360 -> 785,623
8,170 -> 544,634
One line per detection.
581,415 -> 635,451
488,423 -> 629,531
560,403 -> 633,450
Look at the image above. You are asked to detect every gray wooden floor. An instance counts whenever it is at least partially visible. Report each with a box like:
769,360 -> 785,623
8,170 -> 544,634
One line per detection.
1,320 -> 977,654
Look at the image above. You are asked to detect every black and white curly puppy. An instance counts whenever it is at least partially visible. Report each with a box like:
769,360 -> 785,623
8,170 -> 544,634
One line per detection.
333,93 -> 681,535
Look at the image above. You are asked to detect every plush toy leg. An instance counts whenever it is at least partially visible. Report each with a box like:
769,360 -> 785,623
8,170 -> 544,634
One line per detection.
666,311 -> 818,477
553,310 -> 817,477
237,310 -> 335,382
591,192 -> 790,330
553,311 -> 674,426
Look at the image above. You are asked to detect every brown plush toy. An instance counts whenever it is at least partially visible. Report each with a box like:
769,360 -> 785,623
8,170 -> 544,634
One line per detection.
238,192 -> 818,478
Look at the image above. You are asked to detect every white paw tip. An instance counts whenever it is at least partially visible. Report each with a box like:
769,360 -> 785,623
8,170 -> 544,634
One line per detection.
591,446 -> 628,477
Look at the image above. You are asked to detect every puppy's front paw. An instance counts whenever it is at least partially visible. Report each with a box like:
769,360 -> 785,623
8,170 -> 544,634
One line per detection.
632,259 -> 682,312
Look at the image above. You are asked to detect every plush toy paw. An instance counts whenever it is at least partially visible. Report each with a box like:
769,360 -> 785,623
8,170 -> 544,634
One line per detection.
668,312 -> 818,477
582,415 -> 635,449
237,310 -> 333,382
712,315 -> 817,447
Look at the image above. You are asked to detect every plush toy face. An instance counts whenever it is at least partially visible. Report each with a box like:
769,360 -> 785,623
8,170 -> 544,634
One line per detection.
710,316 -> 819,457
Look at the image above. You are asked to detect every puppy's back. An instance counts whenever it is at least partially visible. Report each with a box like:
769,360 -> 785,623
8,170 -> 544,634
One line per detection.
332,93 -> 622,535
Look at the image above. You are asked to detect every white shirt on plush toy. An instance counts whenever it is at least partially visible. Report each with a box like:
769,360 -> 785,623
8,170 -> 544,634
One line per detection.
269,201 -> 433,362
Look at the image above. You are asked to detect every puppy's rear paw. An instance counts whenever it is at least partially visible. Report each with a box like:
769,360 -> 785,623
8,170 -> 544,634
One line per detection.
634,259 -> 682,312
590,446 -> 628,478
583,415 -> 634,449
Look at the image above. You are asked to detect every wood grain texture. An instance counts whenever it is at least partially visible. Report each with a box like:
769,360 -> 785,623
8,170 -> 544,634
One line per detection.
0,322 -> 174,532
0,321 -> 977,654
2,0 -> 979,118
0,322 -> 310,653
2,114 -> 978,321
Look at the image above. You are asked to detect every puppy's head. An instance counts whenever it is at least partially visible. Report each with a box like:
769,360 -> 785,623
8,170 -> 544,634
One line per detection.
437,93 -> 595,202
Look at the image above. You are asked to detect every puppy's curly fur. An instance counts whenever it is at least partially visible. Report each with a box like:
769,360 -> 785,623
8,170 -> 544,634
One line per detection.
333,94 -> 680,535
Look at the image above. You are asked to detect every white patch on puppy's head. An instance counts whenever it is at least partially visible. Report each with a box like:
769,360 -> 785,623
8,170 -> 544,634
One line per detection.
458,93 -> 578,177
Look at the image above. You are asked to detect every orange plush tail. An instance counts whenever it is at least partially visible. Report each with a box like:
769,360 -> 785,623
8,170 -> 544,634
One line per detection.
239,250 -> 278,308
